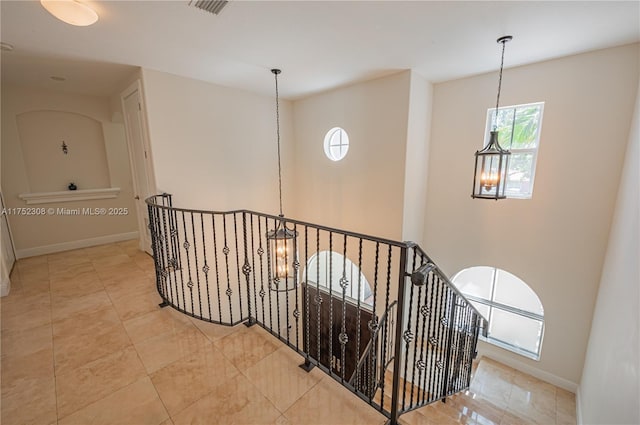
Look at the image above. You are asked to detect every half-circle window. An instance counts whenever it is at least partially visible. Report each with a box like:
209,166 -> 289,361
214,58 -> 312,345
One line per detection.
452,266 -> 544,360
305,251 -> 372,306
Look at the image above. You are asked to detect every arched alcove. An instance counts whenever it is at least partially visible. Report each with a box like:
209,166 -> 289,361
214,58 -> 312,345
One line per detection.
304,250 -> 373,306
452,266 -> 544,360
16,110 -> 111,192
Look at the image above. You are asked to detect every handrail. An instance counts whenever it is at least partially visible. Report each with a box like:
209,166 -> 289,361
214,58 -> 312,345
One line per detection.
146,194 -> 407,248
349,300 -> 397,387
411,244 -> 488,330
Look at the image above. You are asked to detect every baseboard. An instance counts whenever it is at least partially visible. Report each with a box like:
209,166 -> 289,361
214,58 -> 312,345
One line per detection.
15,231 -> 139,259
576,386 -> 583,425
0,275 -> 10,297
477,349 -> 579,393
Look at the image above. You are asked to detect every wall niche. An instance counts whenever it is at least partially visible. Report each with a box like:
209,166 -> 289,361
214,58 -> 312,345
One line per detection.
16,110 -> 111,193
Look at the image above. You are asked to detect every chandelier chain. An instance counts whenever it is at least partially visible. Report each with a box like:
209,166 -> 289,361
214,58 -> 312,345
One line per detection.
273,70 -> 283,217
493,39 -> 507,131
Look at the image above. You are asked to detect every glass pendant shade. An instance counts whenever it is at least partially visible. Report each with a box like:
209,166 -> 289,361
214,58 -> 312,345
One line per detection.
267,219 -> 298,292
472,131 -> 511,200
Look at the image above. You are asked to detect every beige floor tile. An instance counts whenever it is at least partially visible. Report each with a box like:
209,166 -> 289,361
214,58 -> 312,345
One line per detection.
58,377 -> 169,425
98,262 -> 149,286
284,376 -> 387,425
244,346 -> 323,412
151,344 -> 240,416
171,373 -> 281,425
507,385 -> 556,425
1,322 -> 53,358
213,325 -> 280,370
53,308 -> 132,374
0,304 -> 52,332
51,290 -> 113,321
1,290 -> 51,316
190,316 -> 241,341
56,346 -> 147,418
135,324 -> 211,373
84,244 -> 126,260
159,418 -> 175,425
1,348 -> 55,397
48,259 -> 94,279
123,308 -> 195,344
92,254 -> 137,272
1,375 -> 57,425
106,282 -> 163,321
16,255 -> 48,268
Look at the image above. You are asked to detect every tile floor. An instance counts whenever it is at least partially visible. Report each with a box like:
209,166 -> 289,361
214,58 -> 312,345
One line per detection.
1,241 -> 576,425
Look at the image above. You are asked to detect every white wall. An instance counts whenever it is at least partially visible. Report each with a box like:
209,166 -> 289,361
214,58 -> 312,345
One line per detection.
1,85 -> 138,256
292,71 -> 411,241
579,76 -> 640,424
424,44 -> 639,387
402,71 -> 432,244
141,69 -> 294,215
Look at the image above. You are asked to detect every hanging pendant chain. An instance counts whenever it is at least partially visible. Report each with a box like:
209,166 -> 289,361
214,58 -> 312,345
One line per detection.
493,40 -> 507,131
274,71 -> 283,217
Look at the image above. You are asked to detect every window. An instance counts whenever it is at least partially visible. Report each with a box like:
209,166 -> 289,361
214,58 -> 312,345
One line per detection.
324,127 -> 349,161
452,266 -> 544,360
485,102 -> 544,199
304,251 -> 373,306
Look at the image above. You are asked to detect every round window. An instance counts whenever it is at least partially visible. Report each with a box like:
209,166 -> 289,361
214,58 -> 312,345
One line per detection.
323,127 -> 349,161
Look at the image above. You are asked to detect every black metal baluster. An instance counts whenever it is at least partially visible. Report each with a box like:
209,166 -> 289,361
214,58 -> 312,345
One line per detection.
380,245 -> 393,412
408,250 -> 422,409
190,212 -> 203,319
283,219 -> 291,343
315,229 -> 321,367
159,205 -> 175,306
426,273 -> 439,402
241,212 -> 253,326
293,222 -> 300,350
401,253 -> 416,411
257,217 -> 267,326
355,238 -> 363,390
265,217 -> 275,333
250,214 -> 258,325
233,213 -> 244,320
389,246 -> 407,424
369,242 -> 380,404
200,213 -> 212,321
174,211 -> 187,312
181,211 -> 195,317
328,232 -> 333,376
416,269 -> 429,405
222,214 -> 233,324
211,214 -> 223,323
339,235 -> 348,383
304,226 -> 310,361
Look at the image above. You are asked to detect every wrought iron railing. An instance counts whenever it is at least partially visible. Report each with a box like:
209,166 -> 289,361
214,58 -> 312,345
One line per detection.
147,194 -> 487,424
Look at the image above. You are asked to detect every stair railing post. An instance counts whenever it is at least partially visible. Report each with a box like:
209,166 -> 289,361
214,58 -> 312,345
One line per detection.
389,246 -> 408,425
441,292 -> 457,402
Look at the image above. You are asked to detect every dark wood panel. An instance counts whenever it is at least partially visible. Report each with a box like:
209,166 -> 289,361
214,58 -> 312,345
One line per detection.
302,283 -> 373,381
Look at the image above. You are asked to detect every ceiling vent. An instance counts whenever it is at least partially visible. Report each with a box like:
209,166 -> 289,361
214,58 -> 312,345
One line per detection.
188,0 -> 229,15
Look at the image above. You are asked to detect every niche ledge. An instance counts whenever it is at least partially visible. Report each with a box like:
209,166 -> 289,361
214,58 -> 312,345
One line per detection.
19,188 -> 121,205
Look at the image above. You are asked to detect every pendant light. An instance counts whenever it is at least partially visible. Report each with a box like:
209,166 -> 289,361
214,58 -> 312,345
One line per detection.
267,69 -> 298,292
40,0 -> 99,27
472,36 -> 513,200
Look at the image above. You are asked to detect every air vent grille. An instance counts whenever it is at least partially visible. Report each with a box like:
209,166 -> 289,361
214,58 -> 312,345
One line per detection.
189,0 -> 229,15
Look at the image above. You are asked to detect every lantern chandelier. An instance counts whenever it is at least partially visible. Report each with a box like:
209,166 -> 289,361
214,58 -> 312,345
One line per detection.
472,35 -> 513,200
267,69 -> 298,292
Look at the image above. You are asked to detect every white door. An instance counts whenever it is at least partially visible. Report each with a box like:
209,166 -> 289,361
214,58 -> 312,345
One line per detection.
122,82 -> 154,254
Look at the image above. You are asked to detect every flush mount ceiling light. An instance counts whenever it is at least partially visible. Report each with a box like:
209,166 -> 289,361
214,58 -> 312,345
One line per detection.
472,35 -> 513,200
267,69 -> 298,293
40,0 -> 98,26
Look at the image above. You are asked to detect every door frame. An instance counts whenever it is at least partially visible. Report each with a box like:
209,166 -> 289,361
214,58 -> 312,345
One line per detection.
120,80 -> 156,254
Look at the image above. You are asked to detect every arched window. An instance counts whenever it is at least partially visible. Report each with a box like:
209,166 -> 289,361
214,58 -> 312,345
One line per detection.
452,266 -> 544,360
305,251 -> 372,306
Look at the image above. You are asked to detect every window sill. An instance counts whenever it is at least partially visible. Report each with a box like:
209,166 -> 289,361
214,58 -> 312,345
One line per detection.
18,188 -> 121,205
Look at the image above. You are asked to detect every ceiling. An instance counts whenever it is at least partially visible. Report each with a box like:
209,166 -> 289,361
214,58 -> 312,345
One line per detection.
1,1 -> 638,99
